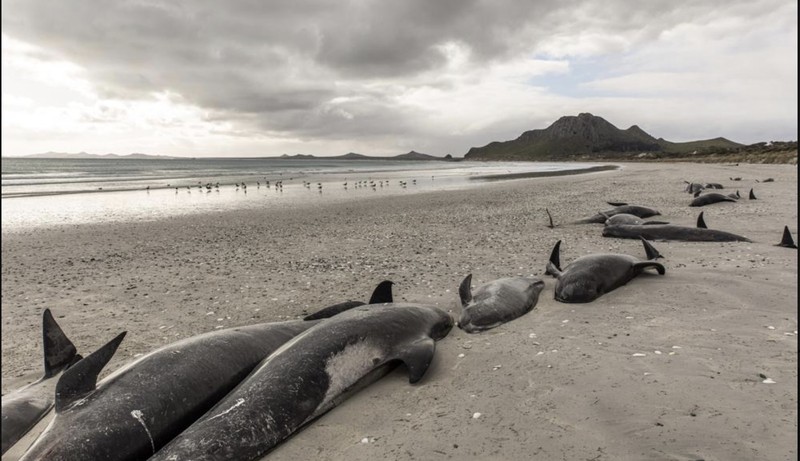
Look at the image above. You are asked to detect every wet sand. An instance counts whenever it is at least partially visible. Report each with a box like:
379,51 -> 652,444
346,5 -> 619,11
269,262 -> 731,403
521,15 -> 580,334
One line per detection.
2,162 -> 797,460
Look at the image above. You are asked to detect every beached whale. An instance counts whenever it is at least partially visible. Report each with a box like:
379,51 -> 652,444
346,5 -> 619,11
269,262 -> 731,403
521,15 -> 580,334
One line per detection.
690,192 -> 737,207
1,309 -> 82,455
457,274 -> 545,333
603,213 -> 669,227
18,302 -> 368,461
149,303 -> 454,461
545,237 -> 665,303
303,280 -> 393,320
575,203 -> 662,224
602,212 -> 752,242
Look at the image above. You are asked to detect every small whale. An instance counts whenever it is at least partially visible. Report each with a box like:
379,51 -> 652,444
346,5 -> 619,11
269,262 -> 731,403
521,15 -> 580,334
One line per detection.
690,192 -> 737,207
684,182 -> 705,194
149,304 -> 454,461
457,274 -> 545,333
1,309 -> 82,454
602,212 -> 752,242
777,226 -> 797,249
575,202 -> 661,224
545,237 -> 665,303
18,302 -> 367,461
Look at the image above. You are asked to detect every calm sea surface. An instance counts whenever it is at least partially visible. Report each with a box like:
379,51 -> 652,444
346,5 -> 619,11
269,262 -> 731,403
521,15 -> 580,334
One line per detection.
1,157 -> 601,231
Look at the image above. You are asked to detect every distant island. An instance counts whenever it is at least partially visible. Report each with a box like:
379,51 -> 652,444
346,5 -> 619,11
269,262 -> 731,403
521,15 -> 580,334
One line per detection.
279,151 -> 456,161
464,113 -> 797,164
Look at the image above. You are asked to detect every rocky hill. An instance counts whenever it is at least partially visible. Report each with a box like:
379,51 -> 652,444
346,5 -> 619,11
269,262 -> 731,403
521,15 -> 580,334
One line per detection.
464,113 -> 744,160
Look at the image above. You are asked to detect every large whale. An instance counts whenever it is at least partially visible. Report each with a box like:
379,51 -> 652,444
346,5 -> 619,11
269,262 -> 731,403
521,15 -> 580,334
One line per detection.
18,300 -> 372,461
302,280 -> 393,320
602,212 -> 752,242
457,274 -> 545,333
150,303 -> 454,461
574,202 -> 661,224
1,309 -> 82,454
545,237 -> 665,303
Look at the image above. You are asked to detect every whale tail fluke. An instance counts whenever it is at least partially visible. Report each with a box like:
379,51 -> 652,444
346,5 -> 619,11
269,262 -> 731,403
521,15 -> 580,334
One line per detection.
633,261 -> 666,275
458,274 -> 473,307
55,332 -> 126,412
696,212 -> 708,229
640,237 -> 663,260
777,226 -> 797,249
42,309 -> 80,379
368,280 -> 394,304
545,241 -> 563,277
749,188 -> 757,200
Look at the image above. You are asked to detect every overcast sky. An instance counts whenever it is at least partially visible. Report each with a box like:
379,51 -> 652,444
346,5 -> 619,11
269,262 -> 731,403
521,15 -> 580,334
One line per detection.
2,0 -> 797,157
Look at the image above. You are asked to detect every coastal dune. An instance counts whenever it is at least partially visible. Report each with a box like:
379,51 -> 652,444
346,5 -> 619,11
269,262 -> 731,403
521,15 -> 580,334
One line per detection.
1,162 -> 796,460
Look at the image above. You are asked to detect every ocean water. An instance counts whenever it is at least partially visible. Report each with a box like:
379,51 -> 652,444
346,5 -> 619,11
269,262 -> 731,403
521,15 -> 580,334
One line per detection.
1,157 -> 600,231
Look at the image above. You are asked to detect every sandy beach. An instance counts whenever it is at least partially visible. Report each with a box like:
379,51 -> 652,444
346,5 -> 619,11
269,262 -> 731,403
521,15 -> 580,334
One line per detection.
1,162 -> 797,460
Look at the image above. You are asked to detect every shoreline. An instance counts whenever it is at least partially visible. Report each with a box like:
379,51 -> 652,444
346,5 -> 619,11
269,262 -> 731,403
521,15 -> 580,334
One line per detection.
2,162 -> 796,460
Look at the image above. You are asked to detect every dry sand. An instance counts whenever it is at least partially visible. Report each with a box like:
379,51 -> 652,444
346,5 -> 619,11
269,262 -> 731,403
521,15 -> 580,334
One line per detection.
1,162 -> 797,460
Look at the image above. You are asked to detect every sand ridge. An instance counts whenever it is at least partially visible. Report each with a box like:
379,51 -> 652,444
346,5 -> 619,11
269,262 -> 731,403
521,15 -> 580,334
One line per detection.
1,162 -> 796,460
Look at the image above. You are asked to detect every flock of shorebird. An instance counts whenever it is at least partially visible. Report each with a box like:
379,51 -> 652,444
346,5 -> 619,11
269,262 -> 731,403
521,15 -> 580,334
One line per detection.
154,176 -> 424,195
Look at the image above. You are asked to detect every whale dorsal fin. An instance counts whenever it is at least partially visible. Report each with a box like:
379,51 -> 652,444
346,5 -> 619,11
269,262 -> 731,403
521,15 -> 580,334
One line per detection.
42,309 -> 79,379
545,208 -> 555,228
607,201 -> 627,207
749,188 -> 757,200
778,226 -> 797,249
640,237 -> 663,260
735,190 -> 741,198
545,241 -> 563,277
55,331 -> 126,412
458,274 -> 473,307
696,212 -> 708,229
399,337 -> 436,384
368,280 -> 394,304
633,261 -> 665,275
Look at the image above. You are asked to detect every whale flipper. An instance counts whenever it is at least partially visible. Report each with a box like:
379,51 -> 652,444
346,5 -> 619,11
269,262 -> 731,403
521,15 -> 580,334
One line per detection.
545,241 -> 563,277
749,188 -> 757,200
458,274 -> 473,307
607,201 -> 627,207
42,309 -> 79,379
633,261 -> 666,275
55,332 -> 126,412
777,226 -> 797,249
399,337 -> 436,384
368,280 -> 394,304
696,212 -> 708,229
640,237 -> 663,260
